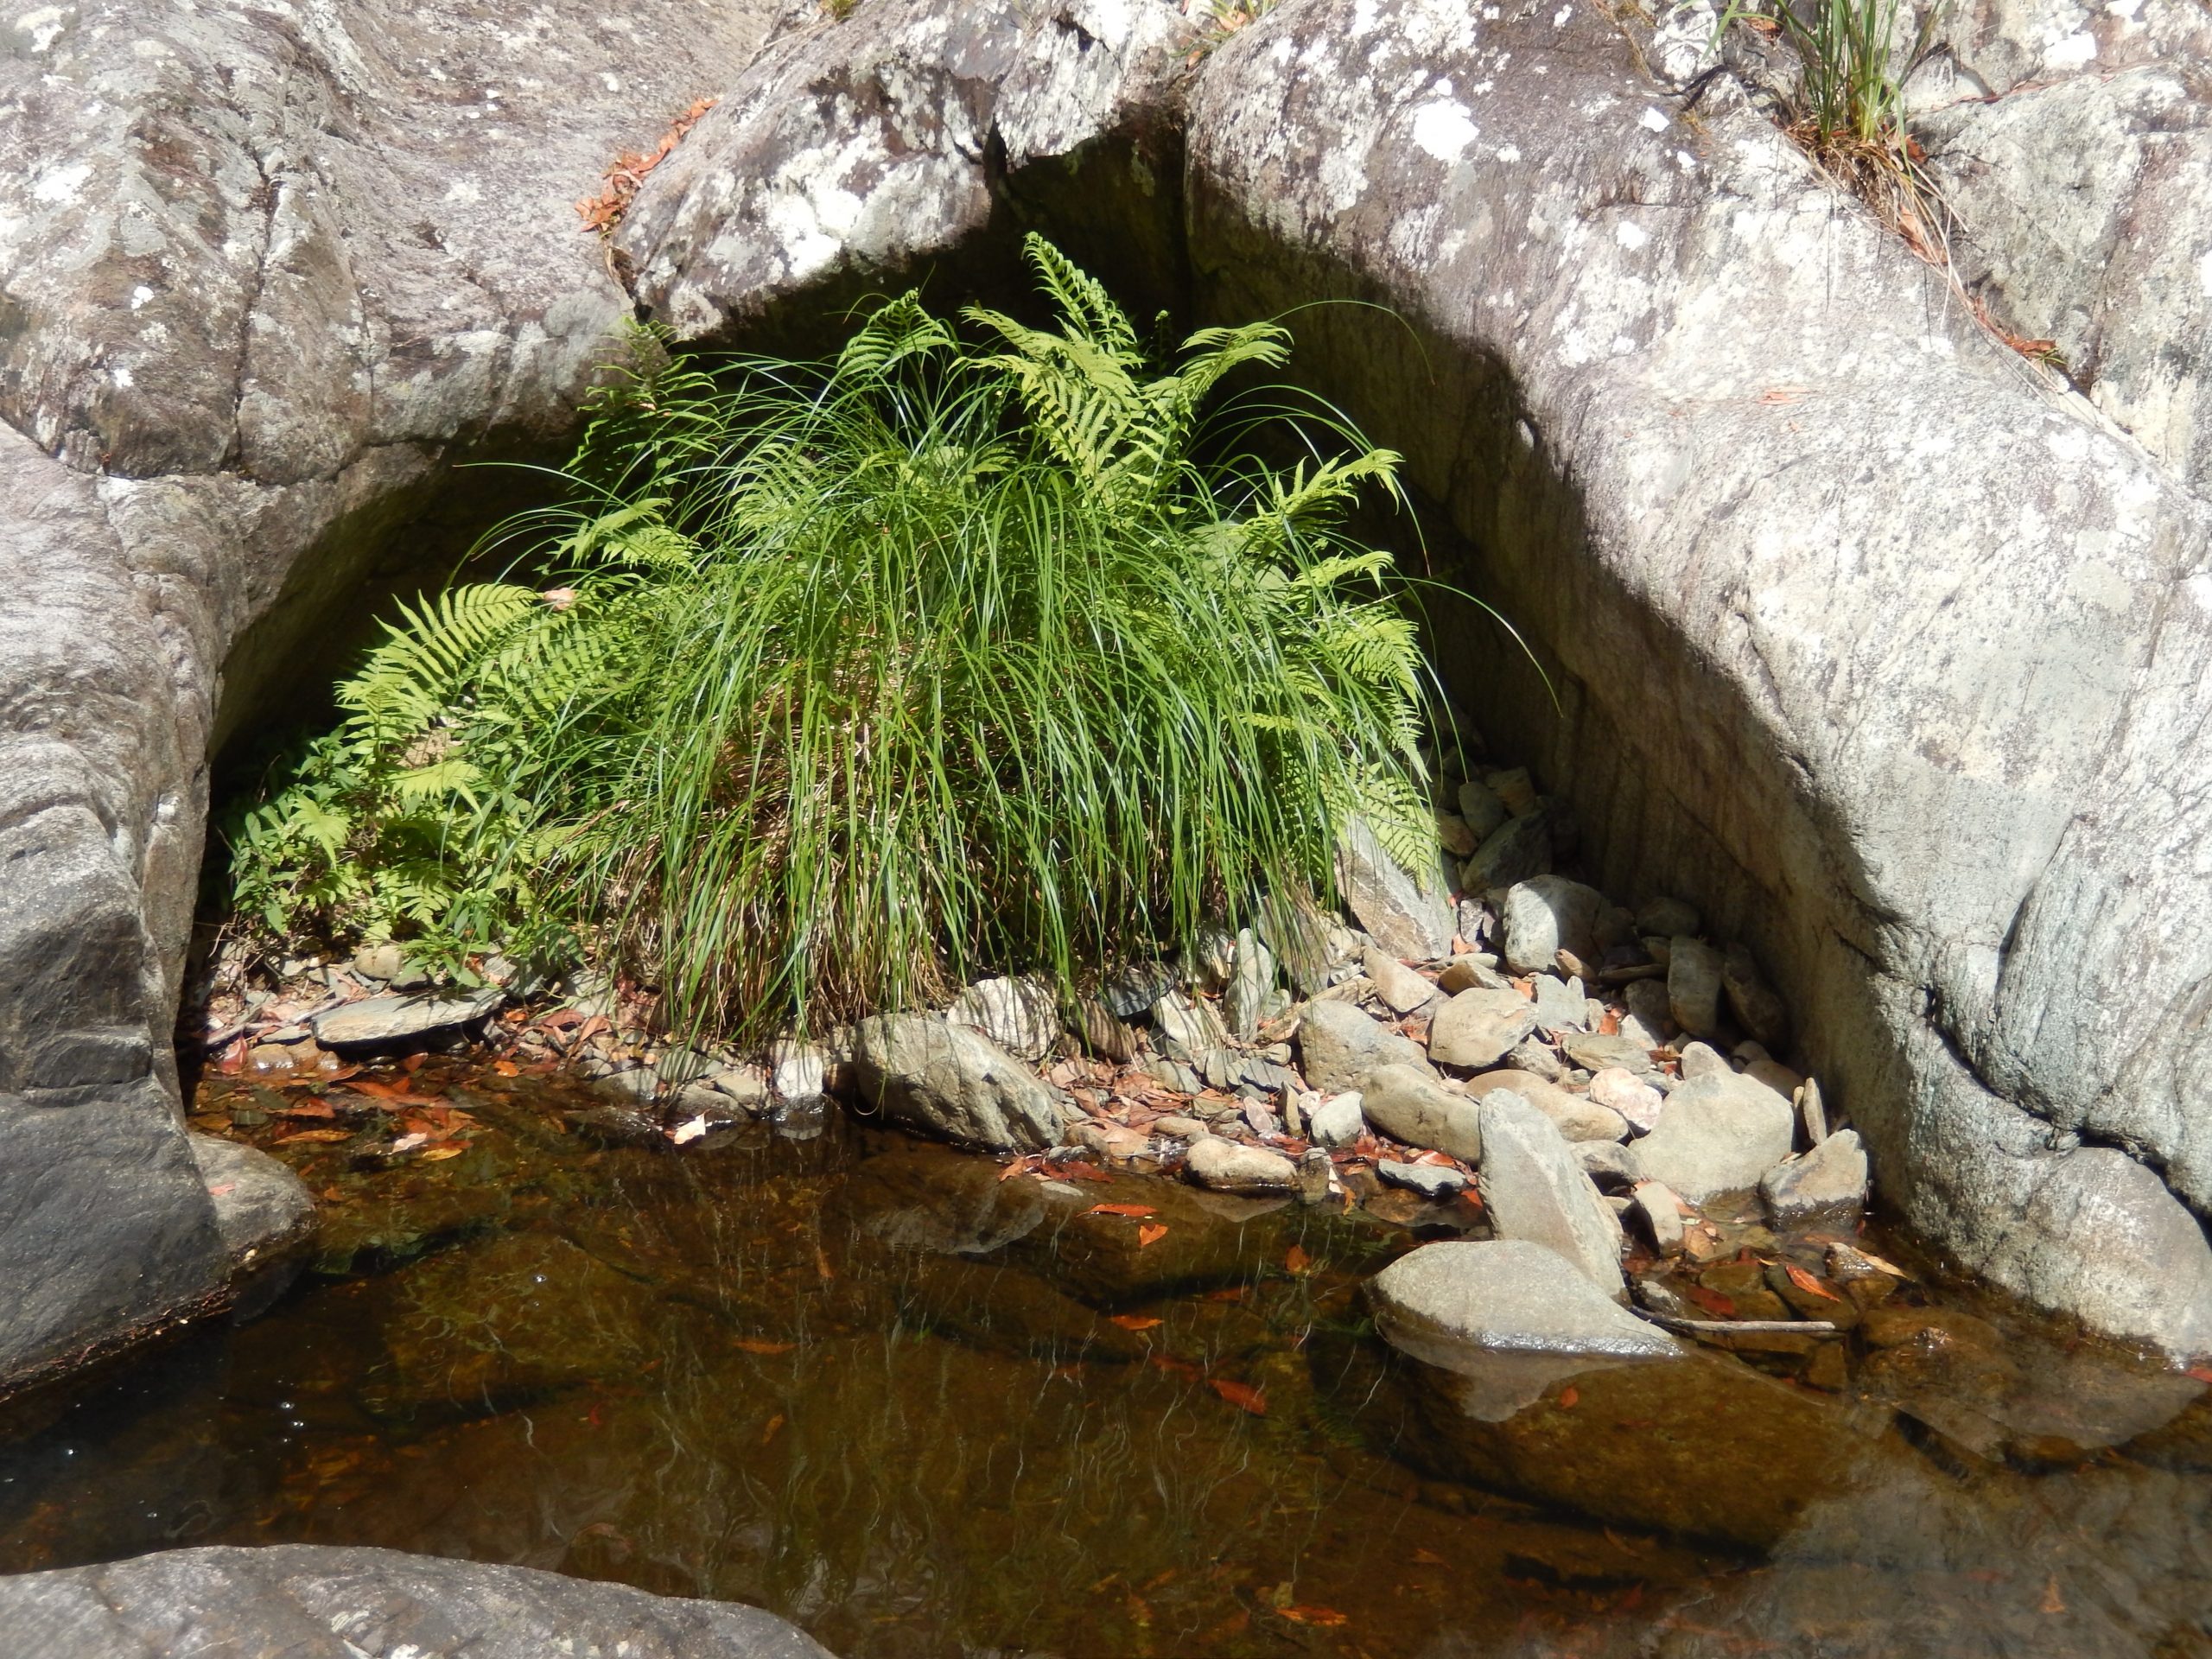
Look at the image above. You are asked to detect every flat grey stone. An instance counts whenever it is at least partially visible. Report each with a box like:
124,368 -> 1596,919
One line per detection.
1530,972 -> 1586,1033
1369,1239 -> 1675,1357
1628,1071 -> 1797,1201
1478,1090 -> 1626,1296
309,988 -> 504,1049
1465,1070 -> 1626,1142
1428,988 -> 1538,1070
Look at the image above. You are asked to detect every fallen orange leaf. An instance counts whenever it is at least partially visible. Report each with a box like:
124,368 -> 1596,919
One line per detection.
1136,1224 -> 1167,1249
1109,1314 -> 1164,1331
1209,1378 -> 1268,1415
734,1338 -> 798,1356
1784,1263 -> 1841,1300
493,1059 -> 520,1077
1087,1202 -> 1158,1218
275,1128 -> 352,1144
1277,1606 -> 1347,1627
1285,1244 -> 1312,1274
1559,1385 -> 1580,1408
420,1145 -> 464,1161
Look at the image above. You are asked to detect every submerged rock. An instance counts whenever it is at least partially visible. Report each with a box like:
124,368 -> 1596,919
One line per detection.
185,1133 -> 315,1319
0,1544 -> 834,1659
851,1015 -> 1071,1153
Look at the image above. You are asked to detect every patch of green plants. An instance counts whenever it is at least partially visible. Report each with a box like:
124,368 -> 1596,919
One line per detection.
226,237 -> 1439,1045
1719,0 -> 1945,247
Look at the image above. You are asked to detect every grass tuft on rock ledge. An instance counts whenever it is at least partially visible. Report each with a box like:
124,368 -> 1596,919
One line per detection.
227,237 -> 1439,1046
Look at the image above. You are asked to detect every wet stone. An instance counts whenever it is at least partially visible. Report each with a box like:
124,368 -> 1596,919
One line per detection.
1762,1129 -> 1869,1225
1184,1136 -> 1300,1197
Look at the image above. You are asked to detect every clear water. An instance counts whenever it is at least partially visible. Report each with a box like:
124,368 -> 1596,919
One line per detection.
2,1063 -> 2208,1657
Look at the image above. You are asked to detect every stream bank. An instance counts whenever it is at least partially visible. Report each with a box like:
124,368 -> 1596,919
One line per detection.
3,1052 -> 2208,1657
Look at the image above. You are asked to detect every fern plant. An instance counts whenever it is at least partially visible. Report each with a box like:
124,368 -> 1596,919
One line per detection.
227,237 -> 1440,1044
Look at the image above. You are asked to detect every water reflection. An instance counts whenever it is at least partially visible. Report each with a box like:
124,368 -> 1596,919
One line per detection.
0,1069 -> 2205,1657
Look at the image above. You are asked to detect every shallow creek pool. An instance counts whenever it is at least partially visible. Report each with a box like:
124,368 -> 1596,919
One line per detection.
3,1065 -> 2209,1657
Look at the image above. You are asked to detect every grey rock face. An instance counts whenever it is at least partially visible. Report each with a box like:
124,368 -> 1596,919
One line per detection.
1295,997 -> 1431,1094
1499,874 -> 1605,976
1360,1064 -> 1484,1162
1369,1239 -> 1673,1357
851,1015 -> 1072,1152
1427,988 -> 1538,1070
1334,817 -> 1455,963
0,1544 -> 833,1659
1761,1129 -> 1870,1225
1914,2 -> 2212,496
1477,1090 -> 1626,1296
1628,1071 -> 1797,1201
308,988 -> 505,1050
0,0 -> 785,1389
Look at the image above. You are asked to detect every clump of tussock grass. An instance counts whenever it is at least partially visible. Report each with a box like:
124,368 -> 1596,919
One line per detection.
228,237 -> 1440,1047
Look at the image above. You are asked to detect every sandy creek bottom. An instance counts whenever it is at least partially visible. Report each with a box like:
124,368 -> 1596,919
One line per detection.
3,1064 -> 2210,1658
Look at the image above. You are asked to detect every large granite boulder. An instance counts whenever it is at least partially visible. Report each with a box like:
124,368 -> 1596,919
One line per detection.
0,0 -> 783,1390
5,0 -> 2212,1386
0,1544 -> 832,1658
